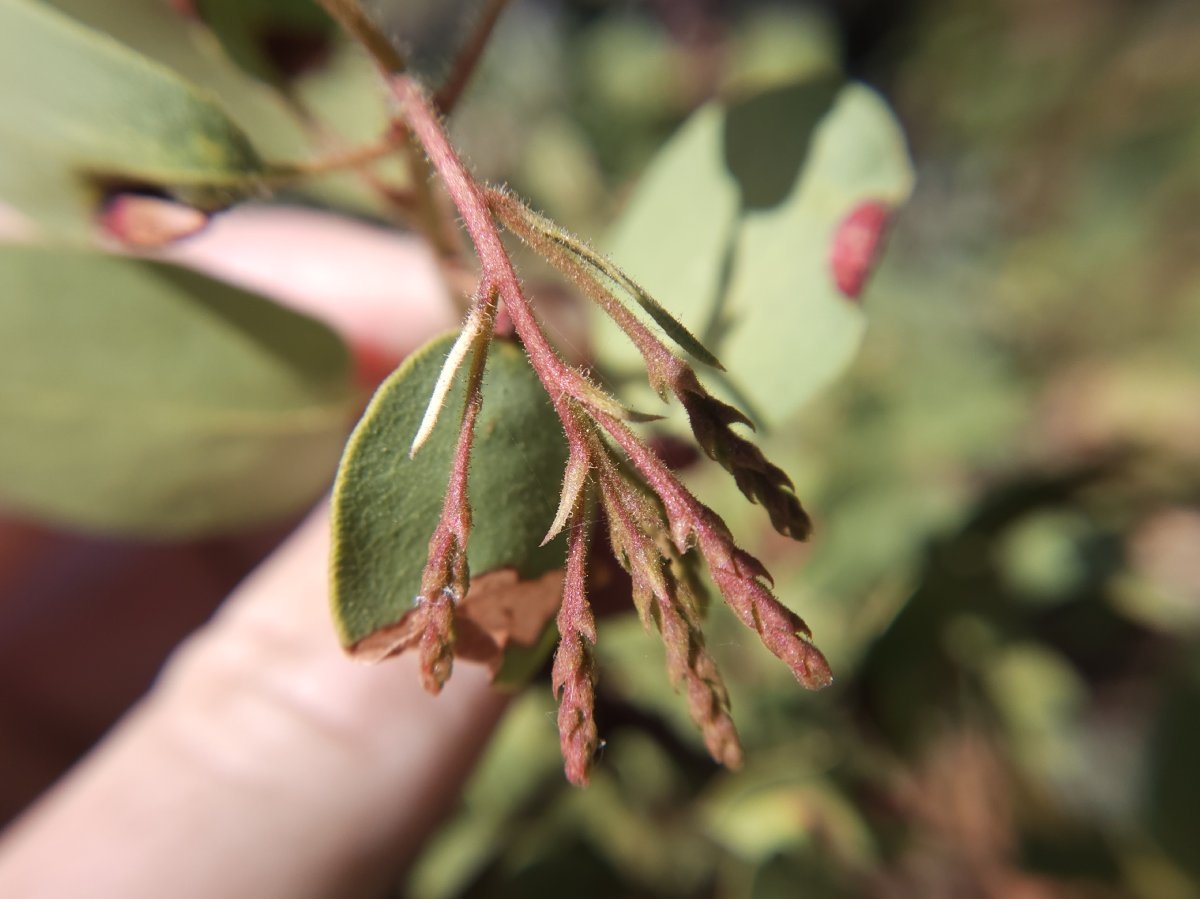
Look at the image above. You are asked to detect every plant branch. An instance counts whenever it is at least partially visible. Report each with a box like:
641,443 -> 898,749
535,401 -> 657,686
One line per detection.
489,190 -> 811,539
488,189 -> 721,369
392,76 -> 642,425
391,70 -> 828,781
591,408 -> 831,690
435,0 -> 513,115
592,447 -> 742,767
314,0 -> 407,73
265,131 -> 408,184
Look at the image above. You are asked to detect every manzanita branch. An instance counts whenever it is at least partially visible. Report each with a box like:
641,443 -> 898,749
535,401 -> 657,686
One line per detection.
387,69 -> 830,781
487,189 -> 721,370
392,76 -> 644,427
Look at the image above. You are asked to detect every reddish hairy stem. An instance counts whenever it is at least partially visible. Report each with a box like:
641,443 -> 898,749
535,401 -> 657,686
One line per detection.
396,71 -> 829,706
592,449 -> 742,766
487,188 -> 679,391
591,409 -> 831,689
391,76 -> 613,427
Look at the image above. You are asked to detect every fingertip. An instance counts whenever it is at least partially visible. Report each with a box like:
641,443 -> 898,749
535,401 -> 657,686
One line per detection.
160,206 -> 457,365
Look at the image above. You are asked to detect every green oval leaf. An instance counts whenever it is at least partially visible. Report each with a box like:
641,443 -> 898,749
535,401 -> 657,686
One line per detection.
331,334 -> 568,649
0,245 -> 356,535
601,75 -> 915,428
0,0 -> 267,235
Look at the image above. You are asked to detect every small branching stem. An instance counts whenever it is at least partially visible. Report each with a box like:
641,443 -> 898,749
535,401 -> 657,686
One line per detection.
273,132 -> 406,179
388,70 -> 830,775
393,77 -> 629,425
435,0 -> 514,115
591,409 -> 832,690
489,189 -> 810,539
487,190 -> 721,370
591,446 -> 743,767
488,189 -> 678,392
313,0 -> 407,73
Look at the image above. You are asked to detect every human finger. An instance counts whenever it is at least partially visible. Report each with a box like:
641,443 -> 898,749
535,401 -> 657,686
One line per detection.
0,506 -> 506,899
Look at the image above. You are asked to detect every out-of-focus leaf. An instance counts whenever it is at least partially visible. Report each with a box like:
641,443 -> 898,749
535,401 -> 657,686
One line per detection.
1000,511 -> 1092,603
750,852 -> 846,899
602,75 -> 914,427
702,763 -> 873,866
0,245 -> 355,535
724,6 -> 839,94
43,0 -> 400,216
564,764 -> 714,894
0,0 -> 267,236
330,334 -> 567,650
408,691 -> 564,899
44,0 -> 306,154
984,642 -> 1088,788
1144,659 -> 1200,883
193,0 -> 334,89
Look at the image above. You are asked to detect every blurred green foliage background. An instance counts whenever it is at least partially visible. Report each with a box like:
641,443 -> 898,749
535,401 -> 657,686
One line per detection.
13,0 -> 1197,895
391,1 -> 1200,897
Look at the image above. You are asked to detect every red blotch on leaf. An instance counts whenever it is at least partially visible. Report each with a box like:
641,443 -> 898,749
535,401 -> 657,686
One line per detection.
829,200 -> 892,300
165,0 -> 198,18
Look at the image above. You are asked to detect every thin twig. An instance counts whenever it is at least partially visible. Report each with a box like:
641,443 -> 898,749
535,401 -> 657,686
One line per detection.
393,75 -> 640,425
266,132 -> 407,184
435,0 -> 513,115
313,0 -> 467,294
313,0 -> 407,73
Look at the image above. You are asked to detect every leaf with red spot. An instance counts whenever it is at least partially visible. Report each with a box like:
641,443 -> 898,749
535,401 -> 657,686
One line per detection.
602,76 -> 914,428
830,200 -> 893,300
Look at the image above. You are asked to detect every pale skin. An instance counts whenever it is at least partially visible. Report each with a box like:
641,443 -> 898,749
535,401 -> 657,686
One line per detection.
0,207 -> 507,898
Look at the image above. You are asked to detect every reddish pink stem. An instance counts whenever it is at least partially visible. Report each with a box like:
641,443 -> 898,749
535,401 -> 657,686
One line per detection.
392,77 -> 583,420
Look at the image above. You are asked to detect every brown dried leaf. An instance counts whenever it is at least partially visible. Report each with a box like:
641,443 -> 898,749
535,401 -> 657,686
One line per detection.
345,567 -> 564,676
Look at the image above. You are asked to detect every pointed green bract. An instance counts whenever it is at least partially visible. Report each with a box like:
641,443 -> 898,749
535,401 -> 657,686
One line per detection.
331,334 -> 568,648
0,0 -> 266,235
0,245 -> 356,535
500,197 -> 723,370
602,75 -> 915,428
